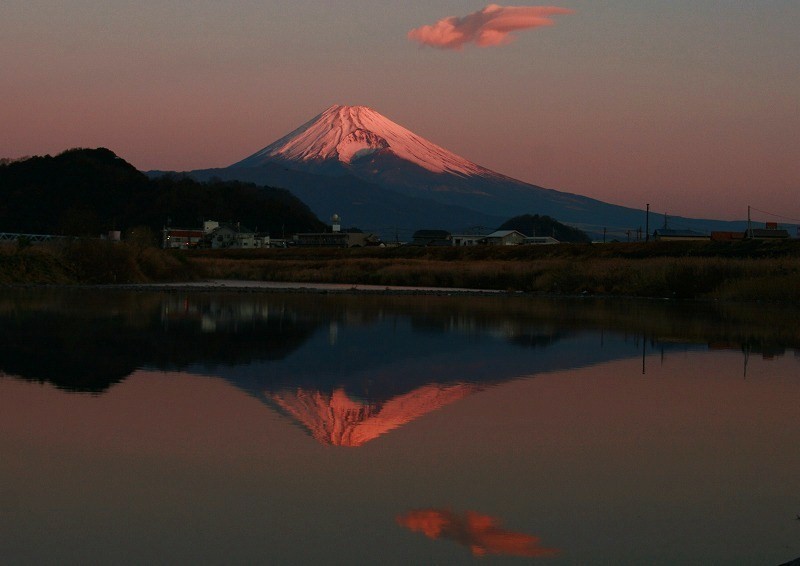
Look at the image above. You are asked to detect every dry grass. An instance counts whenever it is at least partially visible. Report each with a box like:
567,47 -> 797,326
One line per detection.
1,241 -> 203,284
4,239 -> 799,302
0,244 -> 74,284
190,248 -> 800,301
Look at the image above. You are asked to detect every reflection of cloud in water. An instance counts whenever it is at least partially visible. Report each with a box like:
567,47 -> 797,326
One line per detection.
267,384 -> 481,447
397,508 -> 559,558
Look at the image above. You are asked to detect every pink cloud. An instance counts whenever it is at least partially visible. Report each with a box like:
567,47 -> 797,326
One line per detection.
397,508 -> 560,558
408,4 -> 573,50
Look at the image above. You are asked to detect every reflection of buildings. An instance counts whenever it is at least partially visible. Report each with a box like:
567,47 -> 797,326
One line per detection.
161,296 -> 289,333
397,508 -> 559,558
162,296 -> 269,321
266,384 -> 481,447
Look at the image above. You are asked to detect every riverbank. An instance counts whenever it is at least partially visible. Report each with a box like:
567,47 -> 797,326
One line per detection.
190,241 -> 800,302
3,240 -> 800,302
0,240 -> 199,285
113,279 -> 508,296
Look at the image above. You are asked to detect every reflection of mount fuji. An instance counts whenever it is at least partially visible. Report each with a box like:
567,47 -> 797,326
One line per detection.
206,313 -> 648,446
266,385 -> 480,447
2,290 -> 798,446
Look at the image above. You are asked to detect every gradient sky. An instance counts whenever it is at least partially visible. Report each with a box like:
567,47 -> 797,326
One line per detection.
2,1 -> 798,220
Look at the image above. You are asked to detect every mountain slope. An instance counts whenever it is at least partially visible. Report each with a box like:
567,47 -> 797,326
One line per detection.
188,162 -> 505,237
201,104 -> 749,238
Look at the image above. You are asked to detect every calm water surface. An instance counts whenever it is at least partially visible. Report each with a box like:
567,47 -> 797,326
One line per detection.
1,289 -> 799,565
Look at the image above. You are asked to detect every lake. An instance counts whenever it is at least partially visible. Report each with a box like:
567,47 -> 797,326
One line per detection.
1,288 -> 799,565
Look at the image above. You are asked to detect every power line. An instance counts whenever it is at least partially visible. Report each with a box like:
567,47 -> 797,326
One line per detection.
748,206 -> 800,224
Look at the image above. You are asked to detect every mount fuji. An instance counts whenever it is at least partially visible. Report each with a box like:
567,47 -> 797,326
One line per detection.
231,104 -> 493,177
182,104 -> 745,238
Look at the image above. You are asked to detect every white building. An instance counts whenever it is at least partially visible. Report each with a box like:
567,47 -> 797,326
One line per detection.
203,221 -> 269,249
482,230 -> 527,246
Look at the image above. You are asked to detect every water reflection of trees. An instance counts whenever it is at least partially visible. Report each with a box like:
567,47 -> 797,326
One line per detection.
0,291 -> 318,392
1,289 -> 797,393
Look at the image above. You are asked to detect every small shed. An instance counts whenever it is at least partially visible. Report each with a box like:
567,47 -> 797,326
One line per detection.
483,230 -> 526,246
653,229 -> 710,242
711,231 -> 745,242
748,228 -> 790,241
162,228 -> 204,249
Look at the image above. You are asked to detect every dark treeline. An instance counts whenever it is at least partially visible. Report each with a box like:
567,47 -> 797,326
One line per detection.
0,147 -> 325,237
498,214 -> 592,243
0,291 -> 320,392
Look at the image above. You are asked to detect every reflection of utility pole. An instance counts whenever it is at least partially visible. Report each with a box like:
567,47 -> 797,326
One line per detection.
603,227 -> 607,243
642,333 -> 647,375
743,343 -> 750,378
329,321 -> 338,346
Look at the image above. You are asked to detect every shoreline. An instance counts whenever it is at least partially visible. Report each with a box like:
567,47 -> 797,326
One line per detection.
0,279 -> 742,304
6,279 -> 513,297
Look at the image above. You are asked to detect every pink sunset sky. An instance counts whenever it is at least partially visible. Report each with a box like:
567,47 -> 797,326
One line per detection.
1,1 -> 798,221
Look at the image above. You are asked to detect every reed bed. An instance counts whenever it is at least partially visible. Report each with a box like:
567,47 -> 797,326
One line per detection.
191,247 -> 800,301
4,240 -> 799,302
1,241 -> 201,284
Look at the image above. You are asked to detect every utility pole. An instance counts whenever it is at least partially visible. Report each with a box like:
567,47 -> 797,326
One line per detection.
603,227 -> 607,243
747,205 -> 753,239
645,204 -> 650,243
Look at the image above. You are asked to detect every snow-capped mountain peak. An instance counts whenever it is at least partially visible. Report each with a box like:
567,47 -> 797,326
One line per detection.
233,104 -> 488,176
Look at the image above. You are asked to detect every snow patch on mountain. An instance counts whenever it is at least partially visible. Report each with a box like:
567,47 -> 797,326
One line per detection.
336,128 -> 389,163
234,104 -> 490,176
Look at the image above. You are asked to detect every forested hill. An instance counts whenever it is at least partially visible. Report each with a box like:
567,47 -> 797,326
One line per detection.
498,214 -> 592,243
0,148 -> 325,236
